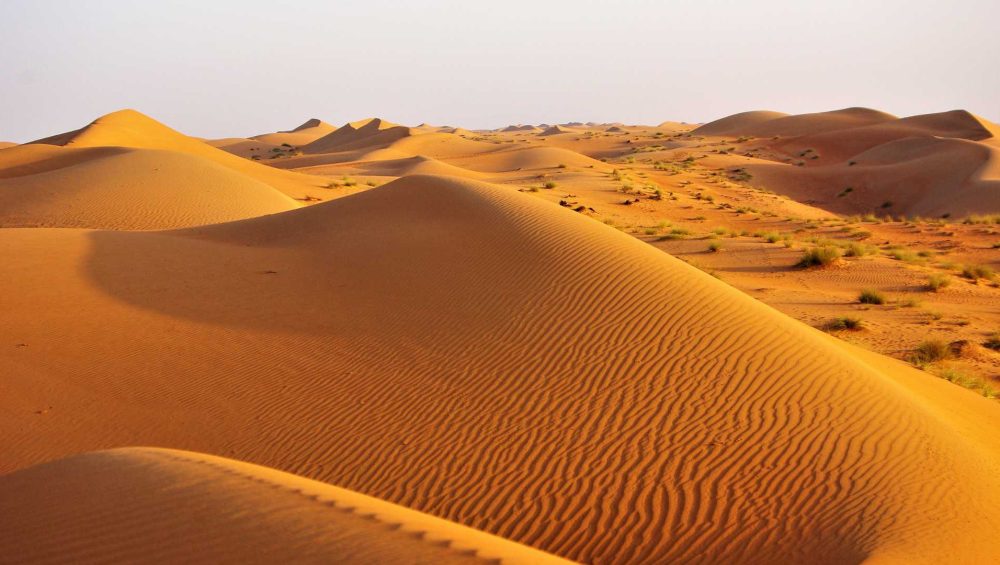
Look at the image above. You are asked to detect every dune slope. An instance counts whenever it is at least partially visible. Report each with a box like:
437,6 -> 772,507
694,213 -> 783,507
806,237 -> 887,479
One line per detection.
0,447 -> 569,565
2,175 -> 1000,563
0,147 -> 298,229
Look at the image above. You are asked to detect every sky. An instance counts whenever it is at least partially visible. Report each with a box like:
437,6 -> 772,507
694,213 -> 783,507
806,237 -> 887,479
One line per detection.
2,0 -> 998,141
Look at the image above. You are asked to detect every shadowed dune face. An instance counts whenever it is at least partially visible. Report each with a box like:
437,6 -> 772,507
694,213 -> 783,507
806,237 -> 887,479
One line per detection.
3,174 -> 1000,563
0,448 -> 570,565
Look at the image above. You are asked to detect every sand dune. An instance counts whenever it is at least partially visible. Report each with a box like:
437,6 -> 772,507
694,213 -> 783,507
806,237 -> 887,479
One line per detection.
772,109 -> 999,163
0,141 -> 16,149
0,146 -> 298,229
501,124 -> 540,132
206,136 -> 282,158
304,118 -> 415,154
3,174 -> 1000,563
269,131 -> 500,170
745,135 -> 1000,216
337,155 -> 484,179
696,108 -> 895,137
0,447 -> 569,565
539,125 -> 574,136
657,120 -> 694,130
252,118 -> 336,147
689,110 -> 789,135
30,109 -> 330,200
449,146 -> 605,172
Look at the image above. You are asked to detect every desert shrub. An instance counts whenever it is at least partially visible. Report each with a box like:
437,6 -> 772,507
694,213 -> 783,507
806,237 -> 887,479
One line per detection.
961,264 -> 995,280
858,288 -> 885,305
927,274 -> 950,292
757,231 -> 783,244
984,333 -> 1000,351
707,241 -> 722,253
888,249 -> 921,263
797,246 -> 841,268
827,317 -> 863,331
544,181 -> 557,189
963,214 -> 1000,225
843,242 -> 873,257
909,339 -> 952,365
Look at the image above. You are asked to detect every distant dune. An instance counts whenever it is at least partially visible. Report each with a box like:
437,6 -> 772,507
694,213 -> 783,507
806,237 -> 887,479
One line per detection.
339,155 -> 484,179
450,145 -> 605,172
303,118 -> 415,154
29,109 -> 329,200
695,108 -> 895,137
252,118 -> 336,147
3,174 -> 1000,563
538,125 -> 574,136
697,107 -> 1000,216
501,124 -> 540,132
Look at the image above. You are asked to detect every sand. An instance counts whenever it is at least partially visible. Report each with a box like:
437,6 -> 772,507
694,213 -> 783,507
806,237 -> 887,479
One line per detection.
0,448 -> 568,564
4,171 -> 1000,562
0,145 -> 298,229
3,108 -> 1000,564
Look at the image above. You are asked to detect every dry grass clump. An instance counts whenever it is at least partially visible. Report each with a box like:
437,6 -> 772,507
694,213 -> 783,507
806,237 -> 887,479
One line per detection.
826,317 -> 864,331
843,242 -> 874,257
858,288 -> 885,305
926,274 -> 950,292
797,246 -> 840,268
984,332 -> 1000,351
909,339 -> 952,366
961,264 -> 995,281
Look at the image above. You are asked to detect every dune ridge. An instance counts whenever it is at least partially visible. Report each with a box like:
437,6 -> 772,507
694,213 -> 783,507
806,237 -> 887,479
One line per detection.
3,174 -> 1000,563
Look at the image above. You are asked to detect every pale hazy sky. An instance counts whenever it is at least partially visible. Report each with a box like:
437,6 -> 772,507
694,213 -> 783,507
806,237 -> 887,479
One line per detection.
2,0 -> 998,141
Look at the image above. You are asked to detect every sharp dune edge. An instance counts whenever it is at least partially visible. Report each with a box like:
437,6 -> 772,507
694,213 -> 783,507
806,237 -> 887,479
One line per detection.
4,173 -> 1000,562
0,447 -> 570,565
